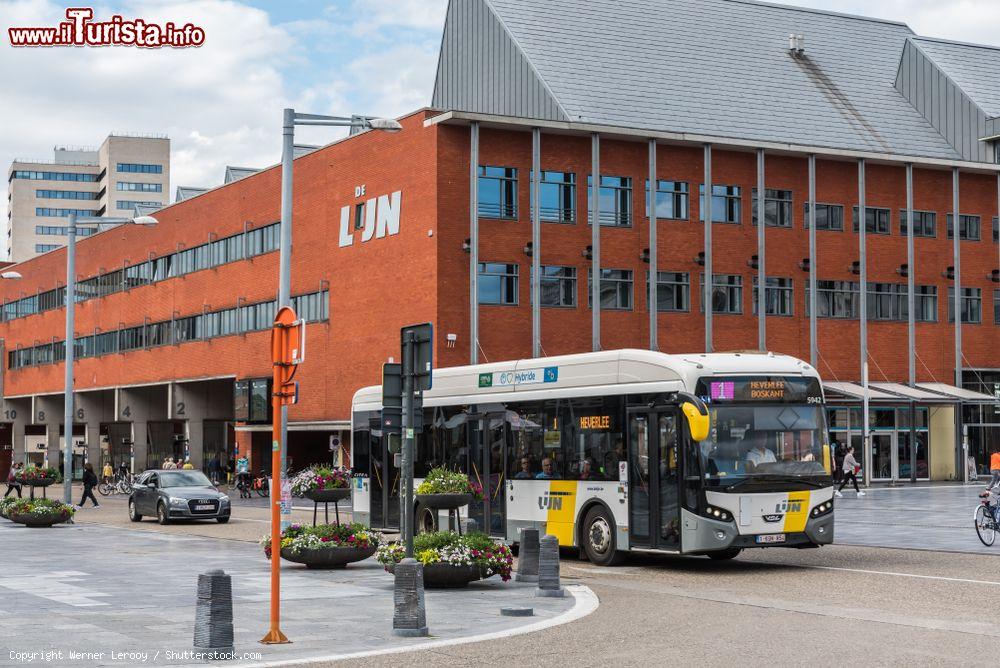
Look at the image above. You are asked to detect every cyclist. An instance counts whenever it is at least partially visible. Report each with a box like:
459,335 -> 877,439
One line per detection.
235,454 -> 251,499
988,449 -> 1000,491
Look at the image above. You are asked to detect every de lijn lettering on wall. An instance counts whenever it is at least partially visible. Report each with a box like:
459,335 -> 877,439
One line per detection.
338,189 -> 402,248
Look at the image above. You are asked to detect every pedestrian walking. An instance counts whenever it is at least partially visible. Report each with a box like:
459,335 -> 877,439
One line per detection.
102,461 -> 113,484
4,463 -> 23,498
834,445 -> 865,498
78,463 -> 101,508
209,455 -> 221,484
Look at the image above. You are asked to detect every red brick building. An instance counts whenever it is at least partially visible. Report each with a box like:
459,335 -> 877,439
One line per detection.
2,0 -> 999,480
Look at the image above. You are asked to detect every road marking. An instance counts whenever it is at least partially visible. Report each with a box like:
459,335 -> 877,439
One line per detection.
572,560 -> 1000,587
793,564 -> 1000,587
236,585 -> 599,668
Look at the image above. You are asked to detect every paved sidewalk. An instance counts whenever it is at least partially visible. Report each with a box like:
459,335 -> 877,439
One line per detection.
834,482 -> 998,555
0,522 -> 587,667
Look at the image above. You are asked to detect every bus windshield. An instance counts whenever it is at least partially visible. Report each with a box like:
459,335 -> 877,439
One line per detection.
700,404 -> 828,487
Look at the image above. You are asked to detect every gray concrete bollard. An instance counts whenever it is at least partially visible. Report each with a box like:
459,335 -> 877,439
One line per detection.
516,528 -> 539,583
462,518 -> 479,534
392,558 -> 429,637
536,534 -> 564,598
193,570 -> 234,655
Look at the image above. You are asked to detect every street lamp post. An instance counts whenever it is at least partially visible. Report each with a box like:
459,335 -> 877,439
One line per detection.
62,214 -> 157,504
275,110 -> 401,495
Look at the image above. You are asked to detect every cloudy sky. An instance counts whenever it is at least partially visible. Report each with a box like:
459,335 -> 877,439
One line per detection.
1,0 -> 999,208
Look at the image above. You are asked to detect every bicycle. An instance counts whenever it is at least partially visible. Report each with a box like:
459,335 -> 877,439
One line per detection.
974,489 -> 1000,547
98,473 -> 134,496
252,471 -> 270,498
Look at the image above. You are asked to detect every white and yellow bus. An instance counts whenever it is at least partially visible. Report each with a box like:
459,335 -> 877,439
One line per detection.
350,349 -> 834,564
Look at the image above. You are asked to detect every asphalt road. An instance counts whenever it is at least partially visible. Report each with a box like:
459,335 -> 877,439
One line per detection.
68,486 -> 1000,666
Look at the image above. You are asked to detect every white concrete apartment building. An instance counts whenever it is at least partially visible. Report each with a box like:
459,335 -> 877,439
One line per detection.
7,133 -> 169,261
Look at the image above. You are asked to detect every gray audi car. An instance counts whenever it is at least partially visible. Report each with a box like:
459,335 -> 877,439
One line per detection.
129,469 -> 231,525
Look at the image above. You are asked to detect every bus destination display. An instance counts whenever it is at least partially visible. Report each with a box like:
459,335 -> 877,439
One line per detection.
697,377 -> 822,404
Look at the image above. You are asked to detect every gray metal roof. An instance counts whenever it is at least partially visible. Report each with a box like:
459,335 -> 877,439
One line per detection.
434,0 -> 1000,163
910,37 -> 1000,118
224,166 -> 260,184
175,186 -> 209,202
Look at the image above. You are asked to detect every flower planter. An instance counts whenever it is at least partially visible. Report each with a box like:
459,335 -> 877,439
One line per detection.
388,562 -> 485,588
304,488 -> 350,503
279,545 -> 376,569
416,493 -> 472,511
10,509 -> 71,527
15,477 -> 56,488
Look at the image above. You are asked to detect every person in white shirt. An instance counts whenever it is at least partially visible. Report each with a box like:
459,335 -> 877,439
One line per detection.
834,445 -> 865,497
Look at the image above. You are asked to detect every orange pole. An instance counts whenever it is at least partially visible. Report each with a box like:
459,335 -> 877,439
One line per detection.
261,318 -> 290,644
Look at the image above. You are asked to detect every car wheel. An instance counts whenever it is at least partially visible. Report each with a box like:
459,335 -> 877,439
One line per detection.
128,499 -> 142,522
582,506 -> 624,566
157,502 -> 170,525
707,548 -> 742,561
216,517 -> 230,524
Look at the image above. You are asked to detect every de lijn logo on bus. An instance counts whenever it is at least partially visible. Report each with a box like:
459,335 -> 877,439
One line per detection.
775,499 -> 802,514
479,366 -> 558,388
538,489 -> 571,510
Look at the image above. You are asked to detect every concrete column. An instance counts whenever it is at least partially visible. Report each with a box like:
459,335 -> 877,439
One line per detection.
117,385 -> 167,470
35,395 -> 64,471
2,398 -> 30,466
76,390 -> 115,469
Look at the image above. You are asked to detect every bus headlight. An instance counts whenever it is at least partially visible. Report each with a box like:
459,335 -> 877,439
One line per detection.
810,501 -> 833,518
704,506 -> 731,522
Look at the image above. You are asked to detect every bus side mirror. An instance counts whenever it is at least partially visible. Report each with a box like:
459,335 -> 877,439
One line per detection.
681,402 -> 710,442
822,443 -> 832,475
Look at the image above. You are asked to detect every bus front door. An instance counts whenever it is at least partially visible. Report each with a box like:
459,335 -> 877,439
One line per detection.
627,410 -> 680,551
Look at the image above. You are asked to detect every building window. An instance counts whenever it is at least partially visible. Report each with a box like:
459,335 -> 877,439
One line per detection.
993,217 -> 999,243
994,289 -> 1000,325
588,269 -> 633,310
34,225 -> 96,236
12,170 -> 99,182
645,180 -> 689,220
116,182 -> 163,192
478,262 -> 519,305
948,287 -> 982,323
899,210 -> 937,238
116,200 -> 160,210
587,176 -> 632,227
699,185 -> 741,224
35,189 -> 99,200
946,214 -> 981,241
530,171 -> 576,223
699,274 -> 743,314
752,277 -> 793,316
648,271 -> 690,312
913,286 -> 939,322
116,163 -> 163,174
34,208 -> 99,218
806,280 -> 859,319
478,166 -> 518,219
803,203 -> 844,231
751,188 -> 793,228
34,244 -> 60,253
852,206 -> 891,235
534,265 -> 577,307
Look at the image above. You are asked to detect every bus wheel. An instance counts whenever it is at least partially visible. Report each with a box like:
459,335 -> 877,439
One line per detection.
707,548 -> 742,561
582,506 -> 624,567
415,503 -> 437,534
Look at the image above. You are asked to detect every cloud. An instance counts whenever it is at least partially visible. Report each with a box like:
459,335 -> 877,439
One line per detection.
346,0 -> 448,36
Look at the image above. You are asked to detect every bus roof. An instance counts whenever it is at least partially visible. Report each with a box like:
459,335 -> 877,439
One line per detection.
352,348 -> 818,411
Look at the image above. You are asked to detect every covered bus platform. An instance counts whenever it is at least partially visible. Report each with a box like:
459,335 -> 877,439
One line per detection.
822,381 -> 998,484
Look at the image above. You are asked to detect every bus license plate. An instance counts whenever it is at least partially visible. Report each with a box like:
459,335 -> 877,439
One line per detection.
756,534 -> 785,544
